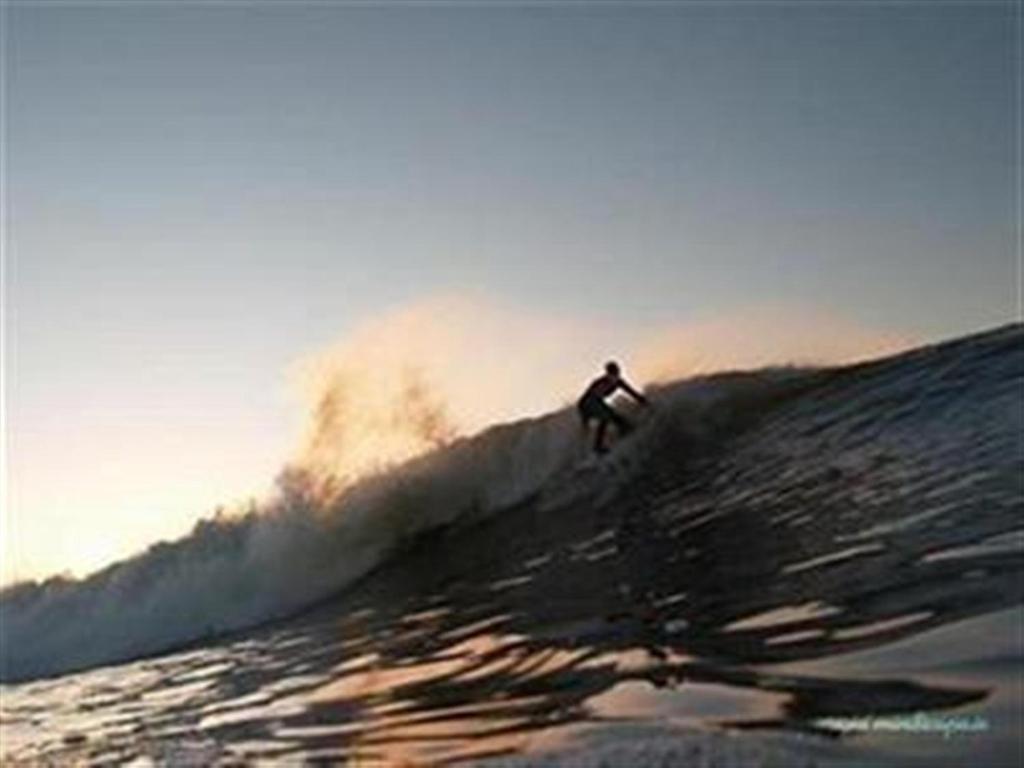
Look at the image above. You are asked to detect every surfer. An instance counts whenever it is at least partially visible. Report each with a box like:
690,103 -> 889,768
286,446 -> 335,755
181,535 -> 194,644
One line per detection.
577,361 -> 649,454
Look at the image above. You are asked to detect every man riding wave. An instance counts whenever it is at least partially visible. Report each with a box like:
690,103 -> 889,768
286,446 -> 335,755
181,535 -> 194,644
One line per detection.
577,361 -> 648,454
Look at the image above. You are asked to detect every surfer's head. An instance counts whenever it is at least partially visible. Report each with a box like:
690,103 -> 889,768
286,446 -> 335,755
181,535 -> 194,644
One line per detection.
605,360 -> 621,377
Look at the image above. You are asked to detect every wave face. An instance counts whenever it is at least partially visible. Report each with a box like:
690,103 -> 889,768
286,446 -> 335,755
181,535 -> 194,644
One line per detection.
1,324 -> 1020,683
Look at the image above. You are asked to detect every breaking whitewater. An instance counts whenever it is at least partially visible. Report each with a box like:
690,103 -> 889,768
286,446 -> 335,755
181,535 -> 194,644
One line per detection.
1,324 -> 1021,766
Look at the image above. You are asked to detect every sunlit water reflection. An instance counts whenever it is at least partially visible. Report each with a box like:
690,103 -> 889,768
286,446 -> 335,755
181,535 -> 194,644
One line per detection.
2,326 -> 1021,766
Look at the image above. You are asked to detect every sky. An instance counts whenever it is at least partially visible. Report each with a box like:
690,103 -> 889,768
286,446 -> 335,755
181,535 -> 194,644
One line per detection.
2,1 -> 1020,585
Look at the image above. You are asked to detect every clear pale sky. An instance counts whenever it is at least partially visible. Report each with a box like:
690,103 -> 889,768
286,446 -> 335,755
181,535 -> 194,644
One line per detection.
3,1 -> 1019,584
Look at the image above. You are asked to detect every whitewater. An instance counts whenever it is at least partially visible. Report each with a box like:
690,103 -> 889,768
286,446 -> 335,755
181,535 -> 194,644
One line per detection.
1,323 -> 1021,766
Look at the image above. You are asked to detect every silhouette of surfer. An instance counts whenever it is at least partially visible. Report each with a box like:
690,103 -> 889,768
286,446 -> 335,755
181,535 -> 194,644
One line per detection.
577,361 -> 649,454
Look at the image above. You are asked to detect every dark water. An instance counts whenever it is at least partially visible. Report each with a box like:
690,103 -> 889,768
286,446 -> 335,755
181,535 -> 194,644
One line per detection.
2,324 -> 1021,766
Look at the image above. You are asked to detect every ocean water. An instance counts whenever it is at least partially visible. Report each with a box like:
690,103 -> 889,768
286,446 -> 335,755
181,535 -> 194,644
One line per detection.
1,324 -> 1021,766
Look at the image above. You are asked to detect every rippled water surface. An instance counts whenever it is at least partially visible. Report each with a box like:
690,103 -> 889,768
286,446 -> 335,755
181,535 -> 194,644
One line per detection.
2,326 -> 1021,766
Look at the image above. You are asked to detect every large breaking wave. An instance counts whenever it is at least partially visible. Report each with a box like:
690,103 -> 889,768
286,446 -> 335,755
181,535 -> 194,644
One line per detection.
1,323 -> 1019,683
0,373 -> 804,682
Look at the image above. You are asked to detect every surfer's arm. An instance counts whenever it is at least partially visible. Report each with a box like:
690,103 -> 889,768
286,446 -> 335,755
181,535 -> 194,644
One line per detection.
619,379 -> 649,405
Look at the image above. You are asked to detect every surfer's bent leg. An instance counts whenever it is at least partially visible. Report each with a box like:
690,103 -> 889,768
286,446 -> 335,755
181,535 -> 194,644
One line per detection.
593,400 -> 631,438
579,396 -> 627,453
594,418 -> 610,454
609,408 -> 633,436
577,402 -> 591,429
594,401 -> 626,453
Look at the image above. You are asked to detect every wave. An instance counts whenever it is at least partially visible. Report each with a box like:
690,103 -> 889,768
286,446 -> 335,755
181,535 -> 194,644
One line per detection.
1,324 -> 1019,683
0,372 -> 807,683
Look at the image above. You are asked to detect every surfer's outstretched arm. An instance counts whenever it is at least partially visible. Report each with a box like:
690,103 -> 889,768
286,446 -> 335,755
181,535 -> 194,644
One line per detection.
619,379 -> 649,405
